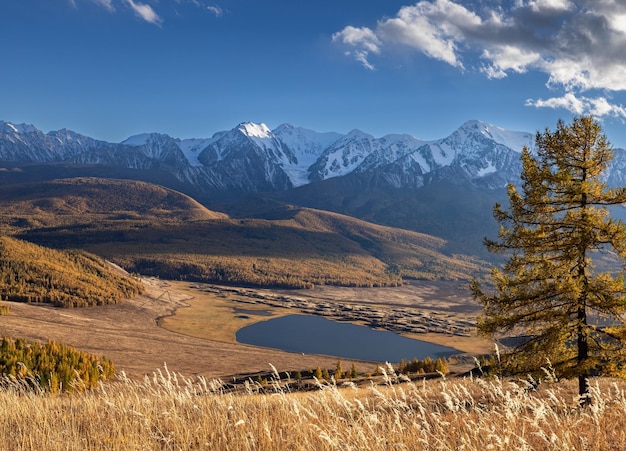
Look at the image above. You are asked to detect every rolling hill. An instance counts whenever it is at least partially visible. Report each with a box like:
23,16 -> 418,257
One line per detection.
0,178 -> 489,288
0,177 -> 224,232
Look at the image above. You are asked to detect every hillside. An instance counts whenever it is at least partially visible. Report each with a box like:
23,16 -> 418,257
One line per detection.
0,178 -> 488,288
0,236 -> 144,307
222,174 -> 508,259
0,177 -> 224,232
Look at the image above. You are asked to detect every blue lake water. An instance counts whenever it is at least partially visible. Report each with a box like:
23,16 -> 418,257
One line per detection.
236,314 -> 460,363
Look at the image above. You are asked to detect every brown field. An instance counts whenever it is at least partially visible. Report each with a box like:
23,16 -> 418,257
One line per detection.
2,365 -> 626,450
5,278 -> 626,450
0,278 -> 352,379
0,278 -> 490,380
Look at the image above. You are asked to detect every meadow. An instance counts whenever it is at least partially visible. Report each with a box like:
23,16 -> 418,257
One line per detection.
1,364 -> 625,450
1,177 -> 619,449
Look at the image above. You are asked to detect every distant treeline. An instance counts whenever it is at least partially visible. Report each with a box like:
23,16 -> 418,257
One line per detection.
0,236 -> 144,307
124,255 -> 402,289
397,356 -> 449,375
0,337 -> 114,393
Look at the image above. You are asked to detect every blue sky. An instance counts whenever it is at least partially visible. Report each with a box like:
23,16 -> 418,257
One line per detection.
2,0 -> 626,146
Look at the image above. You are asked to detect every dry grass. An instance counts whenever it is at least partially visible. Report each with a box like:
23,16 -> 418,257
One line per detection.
0,278 -> 353,380
1,365 -> 626,450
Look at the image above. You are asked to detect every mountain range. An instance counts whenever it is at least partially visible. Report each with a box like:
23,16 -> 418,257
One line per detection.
4,118 -> 626,194
0,119 -> 536,191
3,118 -> 626,260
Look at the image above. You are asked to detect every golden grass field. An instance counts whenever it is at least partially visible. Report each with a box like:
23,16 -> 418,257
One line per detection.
2,277 -> 626,449
2,363 -> 626,450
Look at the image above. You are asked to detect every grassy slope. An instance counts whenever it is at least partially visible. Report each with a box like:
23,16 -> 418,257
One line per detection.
0,178 -> 489,288
0,177 -> 225,229
0,372 -> 624,450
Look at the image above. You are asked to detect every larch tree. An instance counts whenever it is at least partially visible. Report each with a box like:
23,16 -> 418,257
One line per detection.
471,116 -> 626,402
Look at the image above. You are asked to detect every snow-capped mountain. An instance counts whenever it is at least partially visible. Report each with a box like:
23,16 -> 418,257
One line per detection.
308,120 -> 533,189
3,118 -> 622,196
309,129 -> 381,182
120,133 -> 189,168
0,120 -> 111,162
195,122 -> 296,192
273,124 -> 342,186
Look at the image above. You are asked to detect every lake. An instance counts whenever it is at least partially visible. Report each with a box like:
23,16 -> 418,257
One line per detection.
236,314 -> 460,362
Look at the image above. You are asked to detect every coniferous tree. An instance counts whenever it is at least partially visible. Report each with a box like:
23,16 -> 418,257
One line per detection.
472,117 -> 626,403
350,363 -> 358,379
335,361 -> 343,380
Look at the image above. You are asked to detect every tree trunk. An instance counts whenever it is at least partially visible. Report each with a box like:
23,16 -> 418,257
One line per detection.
577,303 -> 591,405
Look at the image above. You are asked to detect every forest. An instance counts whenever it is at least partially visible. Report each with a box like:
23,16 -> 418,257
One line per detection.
0,337 -> 114,393
0,236 -> 144,307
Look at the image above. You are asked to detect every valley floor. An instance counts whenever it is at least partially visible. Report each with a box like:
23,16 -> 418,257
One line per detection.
0,278 -> 491,380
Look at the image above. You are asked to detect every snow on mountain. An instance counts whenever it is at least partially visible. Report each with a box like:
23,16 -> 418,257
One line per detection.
456,120 -> 534,153
47,128 -> 111,158
309,129 -> 379,181
177,137 -> 215,167
374,120 -> 532,188
121,133 -> 153,146
355,133 -> 424,173
2,122 -> 19,134
234,122 -> 285,157
122,132 -> 217,167
196,122 -> 296,191
0,121 -> 109,161
476,161 -> 498,177
6,117 -> 617,194
117,132 -> 189,168
0,121 -> 37,135
199,122 -> 290,164
273,124 -> 342,187
239,122 -> 272,139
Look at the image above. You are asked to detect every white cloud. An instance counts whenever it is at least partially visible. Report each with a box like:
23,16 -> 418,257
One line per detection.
174,0 -> 224,17
91,0 -> 115,12
125,0 -> 162,25
334,0 -> 626,118
206,5 -> 223,17
527,93 -> 626,119
75,0 -> 223,25
526,0 -> 574,13
481,46 -> 542,78
332,26 -> 381,70
377,1 -> 478,68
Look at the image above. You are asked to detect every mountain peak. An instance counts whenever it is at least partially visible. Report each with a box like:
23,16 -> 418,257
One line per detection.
0,121 -> 38,135
344,129 -> 371,138
122,133 -> 165,146
456,120 -> 533,152
238,122 -> 272,139
273,123 -> 294,133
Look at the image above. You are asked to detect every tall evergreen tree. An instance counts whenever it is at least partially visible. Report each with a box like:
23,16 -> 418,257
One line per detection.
471,117 -> 626,402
